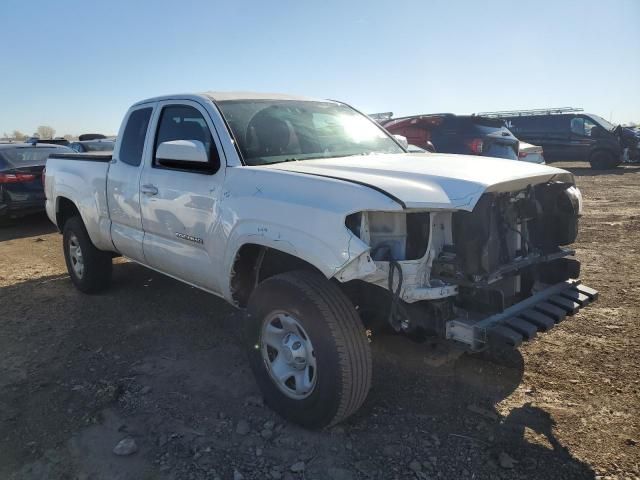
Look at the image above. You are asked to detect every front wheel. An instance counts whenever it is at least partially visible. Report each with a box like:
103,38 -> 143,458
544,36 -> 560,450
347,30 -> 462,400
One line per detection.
246,271 -> 372,429
63,216 -> 112,293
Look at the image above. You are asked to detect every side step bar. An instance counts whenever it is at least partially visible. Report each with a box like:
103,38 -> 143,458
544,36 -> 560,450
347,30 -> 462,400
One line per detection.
445,281 -> 598,352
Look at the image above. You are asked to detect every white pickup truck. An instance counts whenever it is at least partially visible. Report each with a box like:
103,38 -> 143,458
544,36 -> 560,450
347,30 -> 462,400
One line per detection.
45,92 -> 597,428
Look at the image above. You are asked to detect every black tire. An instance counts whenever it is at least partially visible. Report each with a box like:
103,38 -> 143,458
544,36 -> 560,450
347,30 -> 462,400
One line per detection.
62,216 -> 112,293
246,270 -> 372,429
589,150 -> 619,170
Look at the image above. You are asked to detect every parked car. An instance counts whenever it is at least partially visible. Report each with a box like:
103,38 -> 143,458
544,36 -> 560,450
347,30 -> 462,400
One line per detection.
480,108 -> 640,169
24,137 -> 71,147
518,141 -> 545,164
382,114 -> 519,160
0,143 -> 73,222
45,91 -> 597,428
78,134 -> 107,141
69,139 -> 115,153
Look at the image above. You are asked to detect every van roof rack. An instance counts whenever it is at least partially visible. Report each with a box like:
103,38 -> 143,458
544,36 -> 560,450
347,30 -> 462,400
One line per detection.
477,107 -> 584,118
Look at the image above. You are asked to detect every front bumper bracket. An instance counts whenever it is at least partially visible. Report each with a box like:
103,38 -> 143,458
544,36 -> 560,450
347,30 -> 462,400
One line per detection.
445,280 -> 598,352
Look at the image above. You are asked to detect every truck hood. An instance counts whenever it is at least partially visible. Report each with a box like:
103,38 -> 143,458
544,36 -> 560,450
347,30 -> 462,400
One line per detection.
264,153 -> 573,211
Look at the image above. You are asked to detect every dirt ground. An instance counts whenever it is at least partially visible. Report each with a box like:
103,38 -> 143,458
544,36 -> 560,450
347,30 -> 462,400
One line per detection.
1,161 -> 638,480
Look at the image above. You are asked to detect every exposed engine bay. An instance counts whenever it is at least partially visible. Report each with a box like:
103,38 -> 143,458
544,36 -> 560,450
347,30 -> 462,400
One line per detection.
343,181 -> 591,350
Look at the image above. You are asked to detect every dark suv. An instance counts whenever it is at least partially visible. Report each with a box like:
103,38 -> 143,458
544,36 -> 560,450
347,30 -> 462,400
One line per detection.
382,114 -> 519,160
485,111 -> 639,169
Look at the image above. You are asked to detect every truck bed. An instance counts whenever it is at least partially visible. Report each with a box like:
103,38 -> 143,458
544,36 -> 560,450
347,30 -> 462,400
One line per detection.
45,153 -> 113,251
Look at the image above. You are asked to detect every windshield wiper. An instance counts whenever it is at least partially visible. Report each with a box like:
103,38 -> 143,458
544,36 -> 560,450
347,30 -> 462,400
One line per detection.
263,157 -> 300,165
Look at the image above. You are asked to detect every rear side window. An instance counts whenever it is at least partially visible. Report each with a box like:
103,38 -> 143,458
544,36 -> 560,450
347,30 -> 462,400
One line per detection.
120,107 -> 152,166
0,147 -> 67,170
153,105 -> 220,173
508,115 -> 568,132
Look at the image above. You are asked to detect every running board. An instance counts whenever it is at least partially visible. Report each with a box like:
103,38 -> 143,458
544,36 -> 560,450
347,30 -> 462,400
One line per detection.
445,280 -> 598,352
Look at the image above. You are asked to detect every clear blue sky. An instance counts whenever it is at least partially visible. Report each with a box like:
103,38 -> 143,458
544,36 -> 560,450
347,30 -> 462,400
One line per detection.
1,0 -> 638,136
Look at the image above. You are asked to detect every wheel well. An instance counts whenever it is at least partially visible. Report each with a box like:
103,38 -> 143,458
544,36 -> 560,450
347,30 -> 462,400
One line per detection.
56,197 -> 81,231
230,244 -> 322,307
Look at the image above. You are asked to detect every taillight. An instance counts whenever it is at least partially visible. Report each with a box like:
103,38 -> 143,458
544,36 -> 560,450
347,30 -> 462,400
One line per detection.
466,138 -> 484,155
0,173 -> 37,184
518,151 -> 528,159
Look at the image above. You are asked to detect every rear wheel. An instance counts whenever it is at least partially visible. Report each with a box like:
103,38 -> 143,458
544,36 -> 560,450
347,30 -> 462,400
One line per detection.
63,216 -> 112,293
246,271 -> 372,429
589,150 -> 619,170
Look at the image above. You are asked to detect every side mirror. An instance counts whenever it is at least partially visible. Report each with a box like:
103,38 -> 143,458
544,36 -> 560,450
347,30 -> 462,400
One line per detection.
393,134 -> 409,149
425,141 -> 436,153
156,140 -> 208,165
590,126 -> 604,138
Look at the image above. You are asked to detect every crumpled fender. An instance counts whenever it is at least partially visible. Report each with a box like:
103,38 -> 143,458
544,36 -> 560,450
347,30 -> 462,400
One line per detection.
217,166 -> 401,301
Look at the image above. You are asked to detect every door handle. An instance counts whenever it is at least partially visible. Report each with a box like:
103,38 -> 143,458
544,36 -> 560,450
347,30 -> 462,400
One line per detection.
141,184 -> 158,196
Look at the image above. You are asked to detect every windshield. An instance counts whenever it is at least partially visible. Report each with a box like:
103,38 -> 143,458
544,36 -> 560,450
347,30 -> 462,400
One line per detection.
0,146 -> 70,170
589,114 -> 616,131
217,100 -> 404,166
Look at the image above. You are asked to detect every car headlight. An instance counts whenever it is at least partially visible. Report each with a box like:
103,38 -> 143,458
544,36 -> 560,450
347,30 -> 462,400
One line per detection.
565,185 -> 583,216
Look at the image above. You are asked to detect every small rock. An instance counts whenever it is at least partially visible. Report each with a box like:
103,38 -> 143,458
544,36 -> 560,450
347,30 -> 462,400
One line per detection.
113,438 -> 138,456
269,470 -> 282,480
264,420 -> 275,430
624,437 -> 638,446
233,469 -> 244,480
467,404 -> 499,421
290,461 -> 305,473
236,420 -> 251,436
256,447 -> 263,456
261,429 -> 273,440
498,451 -> 517,469
158,433 -> 169,447
244,395 -> 264,408
327,467 -> 354,480
355,460 -> 377,477
140,386 -> 152,395
409,460 -> 422,472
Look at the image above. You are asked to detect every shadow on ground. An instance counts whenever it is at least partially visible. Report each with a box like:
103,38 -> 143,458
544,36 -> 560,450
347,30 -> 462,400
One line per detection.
0,212 -> 56,242
0,259 -> 596,479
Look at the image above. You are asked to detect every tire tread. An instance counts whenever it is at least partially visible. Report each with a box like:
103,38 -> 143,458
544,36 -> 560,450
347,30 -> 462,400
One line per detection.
260,271 -> 372,427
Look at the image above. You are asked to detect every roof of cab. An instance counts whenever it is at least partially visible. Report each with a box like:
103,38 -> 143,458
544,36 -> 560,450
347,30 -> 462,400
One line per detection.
132,91 -> 322,107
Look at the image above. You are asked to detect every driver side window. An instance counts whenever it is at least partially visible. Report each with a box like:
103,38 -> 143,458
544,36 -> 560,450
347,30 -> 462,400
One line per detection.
153,105 -> 220,173
570,117 -> 585,136
571,117 -> 597,137
583,118 -> 597,137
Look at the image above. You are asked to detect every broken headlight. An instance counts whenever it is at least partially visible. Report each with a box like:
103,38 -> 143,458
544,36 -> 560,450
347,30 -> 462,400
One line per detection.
345,211 -> 430,261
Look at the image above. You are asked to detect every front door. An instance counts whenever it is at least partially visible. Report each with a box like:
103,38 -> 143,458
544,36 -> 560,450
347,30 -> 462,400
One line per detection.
139,101 -> 225,293
569,115 -> 597,160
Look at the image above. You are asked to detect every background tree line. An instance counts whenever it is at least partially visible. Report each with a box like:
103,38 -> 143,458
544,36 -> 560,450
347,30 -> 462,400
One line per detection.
2,126 -> 76,142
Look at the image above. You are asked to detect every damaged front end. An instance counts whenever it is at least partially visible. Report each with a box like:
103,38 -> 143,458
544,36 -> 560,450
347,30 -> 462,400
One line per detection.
340,181 -> 597,352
